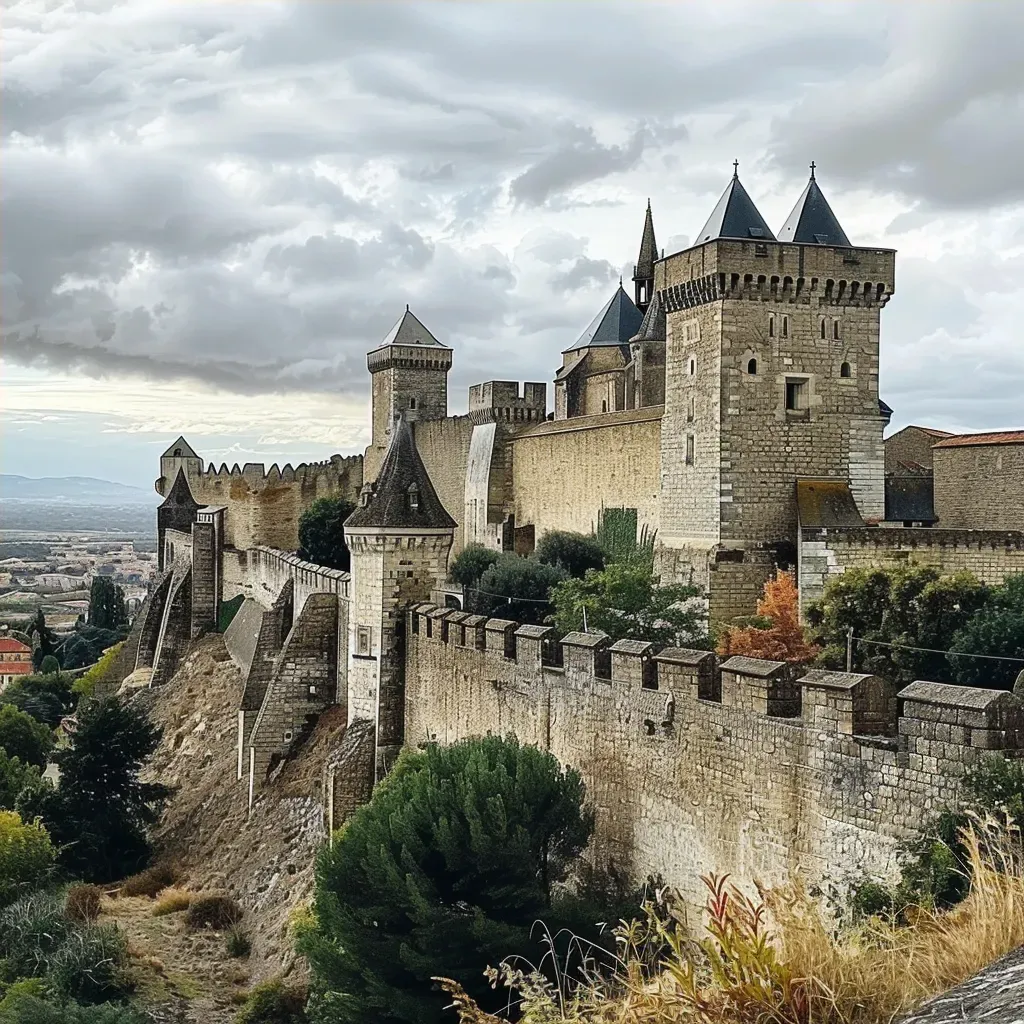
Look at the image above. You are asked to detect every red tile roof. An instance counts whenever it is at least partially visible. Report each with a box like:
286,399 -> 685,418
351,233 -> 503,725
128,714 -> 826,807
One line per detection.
932,430 -> 1024,449
0,638 -> 31,654
909,425 -> 955,439
1,662 -> 32,676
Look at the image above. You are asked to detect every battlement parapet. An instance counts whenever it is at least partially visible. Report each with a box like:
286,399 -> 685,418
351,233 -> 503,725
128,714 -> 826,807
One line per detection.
468,381 -> 547,424
803,526 -> 1024,552
247,546 -> 350,613
199,454 -> 363,492
406,603 -> 1023,758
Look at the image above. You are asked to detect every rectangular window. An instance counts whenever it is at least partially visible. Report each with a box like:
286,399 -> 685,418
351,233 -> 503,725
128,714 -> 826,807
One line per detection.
785,378 -> 809,413
769,315 -> 775,337
687,396 -> 695,422
356,625 -> 372,656
686,434 -> 695,465
782,315 -> 789,338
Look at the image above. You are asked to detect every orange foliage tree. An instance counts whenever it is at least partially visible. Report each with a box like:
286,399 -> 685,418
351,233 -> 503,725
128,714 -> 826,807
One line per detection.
717,570 -> 819,663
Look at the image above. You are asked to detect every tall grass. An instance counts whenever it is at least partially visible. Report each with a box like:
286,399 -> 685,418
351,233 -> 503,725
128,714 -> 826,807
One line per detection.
439,816 -> 1024,1024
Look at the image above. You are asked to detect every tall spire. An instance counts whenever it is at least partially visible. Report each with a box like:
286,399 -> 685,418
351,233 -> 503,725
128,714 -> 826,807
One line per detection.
777,165 -> 851,246
694,167 -> 776,245
632,200 -> 658,313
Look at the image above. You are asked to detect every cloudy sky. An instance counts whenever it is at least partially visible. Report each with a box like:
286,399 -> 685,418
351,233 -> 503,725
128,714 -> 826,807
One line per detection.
3,1 -> 1023,489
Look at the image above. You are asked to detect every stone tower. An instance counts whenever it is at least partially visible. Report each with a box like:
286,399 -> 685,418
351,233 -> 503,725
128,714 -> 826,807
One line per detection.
366,307 -> 452,475
656,164 -> 895,620
156,468 -> 200,571
633,200 -> 658,314
158,436 -> 202,497
344,416 -> 455,778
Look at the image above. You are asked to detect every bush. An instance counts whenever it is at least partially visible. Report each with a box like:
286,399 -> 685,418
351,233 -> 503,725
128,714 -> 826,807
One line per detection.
0,749 -> 41,812
0,675 -> 73,730
535,530 -> 605,579
0,890 -> 72,980
0,706 -> 53,770
185,893 -> 243,931
235,979 -> 308,1024
72,643 -> 124,699
47,923 -> 133,1004
0,811 -> 55,909
298,497 -> 356,572
448,544 -> 502,596
118,862 -> 179,898
152,889 -> 193,916
226,926 -> 252,958
474,555 -> 566,624
65,884 -> 103,924
0,993 -> 147,1024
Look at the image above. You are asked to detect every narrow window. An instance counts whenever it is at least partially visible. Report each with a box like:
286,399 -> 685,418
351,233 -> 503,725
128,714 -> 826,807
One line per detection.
409,397 -> 417,409
357,625 -> 372,656
407,482 -> 420,510
820,319 -> 826,339
601,400 -> 607,413
689,358 -> 696,376
785,378 -> 808,412
747,358 -> 757,375
833,320 -> 840,340
769,315 -> 775,338
782,315 -> 789,338
685,434 -> 695,465
687,396 -> 695,422
840,361 -> 851,378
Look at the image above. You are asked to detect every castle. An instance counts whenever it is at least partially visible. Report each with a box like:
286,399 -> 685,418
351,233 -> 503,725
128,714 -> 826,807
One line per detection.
130,166 -> 1024,911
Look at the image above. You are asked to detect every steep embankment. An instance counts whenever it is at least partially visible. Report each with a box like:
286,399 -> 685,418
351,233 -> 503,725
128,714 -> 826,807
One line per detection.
124,635 -> 346,986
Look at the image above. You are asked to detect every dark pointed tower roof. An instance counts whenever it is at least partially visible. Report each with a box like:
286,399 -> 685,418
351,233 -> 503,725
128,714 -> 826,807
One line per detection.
694,162 -> 776,244
631,288 -> 665,342
777,164 -> 851,246
346,417 -> 455,531
634,200 -> 658,281
372,307 -> 450,351
159,468 -> 200,512
161,436 -> 198,459
563,285 -> 644,354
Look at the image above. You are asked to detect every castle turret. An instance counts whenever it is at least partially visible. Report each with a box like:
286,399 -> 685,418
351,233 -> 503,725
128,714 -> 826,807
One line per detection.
157,436 -> 202,498
345,416 -> 455,777
157,468 -> 200,571
777,163 -> 851,246
633,200 -> 658,313
367,308 -> 452,475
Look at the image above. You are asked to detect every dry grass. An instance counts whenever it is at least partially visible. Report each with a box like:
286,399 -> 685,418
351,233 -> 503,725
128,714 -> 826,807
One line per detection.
65,883 -> 103,924
152,888 -> 194,917
120,862 -> 181,898
440,817 -> 1024,1024
184,893 -> 243,932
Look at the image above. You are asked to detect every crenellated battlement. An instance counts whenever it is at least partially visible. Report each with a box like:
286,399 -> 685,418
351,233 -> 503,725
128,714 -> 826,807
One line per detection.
196,454 -> 363,491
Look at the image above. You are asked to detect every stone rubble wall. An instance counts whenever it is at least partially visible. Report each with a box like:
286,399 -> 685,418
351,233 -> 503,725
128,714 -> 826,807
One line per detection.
404,605 -> 1024,919
934,443 -> 1024,532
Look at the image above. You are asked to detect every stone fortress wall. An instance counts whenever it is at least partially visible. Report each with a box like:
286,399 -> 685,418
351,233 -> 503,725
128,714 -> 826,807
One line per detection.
404,603 -> 1024,916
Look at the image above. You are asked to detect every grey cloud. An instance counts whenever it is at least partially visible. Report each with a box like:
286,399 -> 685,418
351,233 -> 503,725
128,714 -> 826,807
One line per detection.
550,257 -> 617,293
510,126 -> 648,207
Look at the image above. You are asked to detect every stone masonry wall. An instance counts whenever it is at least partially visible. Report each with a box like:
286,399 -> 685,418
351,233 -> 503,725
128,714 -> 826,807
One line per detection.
151,565 -> 192,686
799,526 -> 1024,614
510,407 -> 662,542
405,608 -> 1024,917
248,592 -> 339,802
934,443 -> 1024,532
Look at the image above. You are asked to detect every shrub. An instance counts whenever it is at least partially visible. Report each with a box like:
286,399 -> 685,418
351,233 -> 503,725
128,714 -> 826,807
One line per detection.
72,643 -> 124,699
474,555 -> 566,624
185,893 -> 243,931
47,923 -> 133,1004
0,890 -> 72,980
298,497 -> 355,572
0,811 -> 55,909
118,861 -> 179,898
0,749 -> 41,812
65,884 -> 103,924
0,706 -> 53,770
447,544 -> 502,601
152,889 -> 193,916
0,992 -> 147,1023
226,926 -> 252,958
535,530 -> 605,579
717,571 -> 819,663
235,978 -> 308,1024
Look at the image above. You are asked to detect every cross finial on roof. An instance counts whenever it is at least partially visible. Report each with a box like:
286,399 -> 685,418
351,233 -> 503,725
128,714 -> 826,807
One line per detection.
619,275 -> 623,287
732,159 -> 739,178
646,197 -> 651,210
406,303 -> 409,311
809,160 -> 816,180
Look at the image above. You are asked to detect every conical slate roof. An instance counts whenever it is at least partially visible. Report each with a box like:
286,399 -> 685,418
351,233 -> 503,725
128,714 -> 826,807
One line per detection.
634,200 -> 658,281
694,166 -> 776,244
373,307 -> 450,350
563,285 -> 644,353
777,167 -> 851,246
159,468 -> 200,511
345,417 -> 455,531
161,435 -> 198,459
631,288 -> 665,342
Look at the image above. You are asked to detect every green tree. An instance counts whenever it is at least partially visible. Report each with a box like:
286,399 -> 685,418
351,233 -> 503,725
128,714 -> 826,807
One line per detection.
551,560 -> 710,648
948,575 -> 1024,689
535,531 -> 606,579
474,556 -> 566,624
87,578 -> 127,632
0,811 -> 54,909
39,657 -> 59,678
21,699 -> 169,882
448,544 -> 502,610
0,750 -> 41,811
301,735 -> 594,1023
0,674 -> 75,729
0,707 -> 53,770
298,497 -> 357,571
27,612 -> 56,671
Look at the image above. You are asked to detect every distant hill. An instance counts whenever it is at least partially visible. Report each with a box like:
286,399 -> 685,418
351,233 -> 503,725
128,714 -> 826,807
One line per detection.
0,475 -> 156,505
